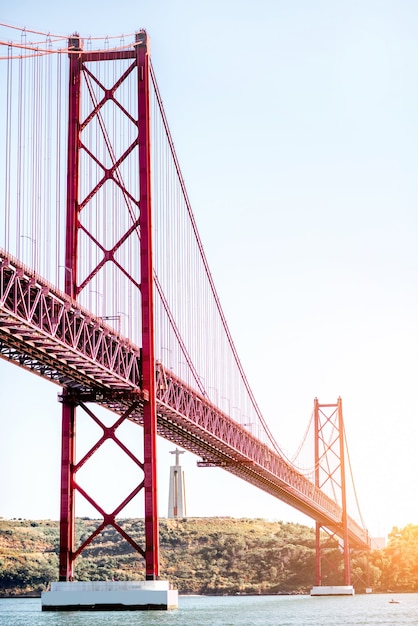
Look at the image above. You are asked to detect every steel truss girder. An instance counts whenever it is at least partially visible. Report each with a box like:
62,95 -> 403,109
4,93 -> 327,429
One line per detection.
0,251 -> 369,549
0,250 -> 141,390
155,368 -> 369,549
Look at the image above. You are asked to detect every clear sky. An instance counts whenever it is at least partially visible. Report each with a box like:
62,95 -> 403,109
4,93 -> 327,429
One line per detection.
1,0 -> 418,540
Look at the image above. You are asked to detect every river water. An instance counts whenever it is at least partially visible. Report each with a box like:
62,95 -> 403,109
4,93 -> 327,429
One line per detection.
0,593 -> 417,625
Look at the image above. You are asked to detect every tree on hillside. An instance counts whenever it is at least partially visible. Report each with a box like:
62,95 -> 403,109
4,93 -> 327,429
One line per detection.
380,525 -> 418,592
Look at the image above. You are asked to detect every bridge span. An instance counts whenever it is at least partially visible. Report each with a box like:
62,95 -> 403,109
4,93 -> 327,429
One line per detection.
0,27 -> 370,605
0,248 -> 369,549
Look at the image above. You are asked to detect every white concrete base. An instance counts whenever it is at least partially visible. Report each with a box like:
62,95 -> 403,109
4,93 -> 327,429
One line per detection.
41,580 -> 178,611
310,585 -> 355,596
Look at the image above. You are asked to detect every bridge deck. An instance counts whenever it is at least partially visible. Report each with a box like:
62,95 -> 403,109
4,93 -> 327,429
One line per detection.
0,249 -> 369,549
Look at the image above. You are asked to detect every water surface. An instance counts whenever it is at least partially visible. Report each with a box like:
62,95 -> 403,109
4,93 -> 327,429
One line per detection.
1,593 -> 416,625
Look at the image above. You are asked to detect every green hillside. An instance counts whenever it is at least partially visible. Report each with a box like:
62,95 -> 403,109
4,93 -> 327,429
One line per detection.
0,517 -> 416,596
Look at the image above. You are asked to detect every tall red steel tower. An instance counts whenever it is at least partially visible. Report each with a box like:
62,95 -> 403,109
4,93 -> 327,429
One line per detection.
59,30 -> 159,581
314,397 -> 351,587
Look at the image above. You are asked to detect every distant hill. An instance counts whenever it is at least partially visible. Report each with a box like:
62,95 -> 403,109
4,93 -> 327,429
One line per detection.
0,517 -> 416,596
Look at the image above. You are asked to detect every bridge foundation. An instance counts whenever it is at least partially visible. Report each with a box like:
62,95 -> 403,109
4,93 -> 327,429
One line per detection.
310,585 -> 355,596
41,581 -> 178,611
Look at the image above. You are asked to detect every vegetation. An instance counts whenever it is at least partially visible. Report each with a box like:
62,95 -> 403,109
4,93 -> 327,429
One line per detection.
0,517 -> 417,597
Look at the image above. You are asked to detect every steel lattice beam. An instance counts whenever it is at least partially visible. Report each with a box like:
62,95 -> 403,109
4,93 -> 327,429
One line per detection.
0,250 -> 369,550
0,250 -> 141,390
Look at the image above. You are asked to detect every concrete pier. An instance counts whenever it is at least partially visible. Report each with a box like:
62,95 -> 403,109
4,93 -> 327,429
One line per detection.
310,585 -> 355,596
41,580 -> 178,611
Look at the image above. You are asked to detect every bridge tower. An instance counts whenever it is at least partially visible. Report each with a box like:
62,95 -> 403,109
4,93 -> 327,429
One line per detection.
311,397 -> 354,596
43,30 -> 177,610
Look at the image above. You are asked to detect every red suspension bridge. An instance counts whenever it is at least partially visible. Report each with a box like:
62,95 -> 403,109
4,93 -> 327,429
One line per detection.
0,24 -> 370,593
